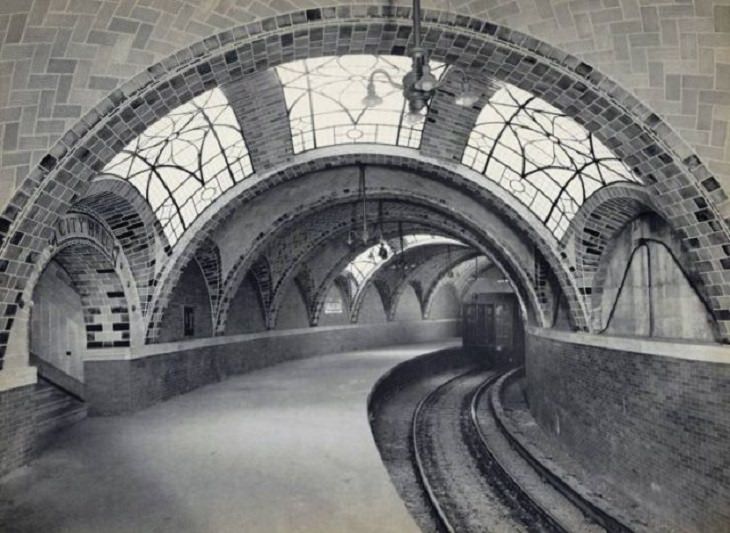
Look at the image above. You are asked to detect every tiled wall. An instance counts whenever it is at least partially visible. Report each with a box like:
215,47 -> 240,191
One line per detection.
85,319 -> 460,415
0,383 -> 35,477
157,258 -> 213,343
526,332 -> 730,531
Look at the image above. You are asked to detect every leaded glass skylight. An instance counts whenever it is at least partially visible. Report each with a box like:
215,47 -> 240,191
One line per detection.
462,84 -> 638,239
101,88 -> 253,246
345,242 -> 393,286
275,55 -> 445,153
343,234 -> 462,288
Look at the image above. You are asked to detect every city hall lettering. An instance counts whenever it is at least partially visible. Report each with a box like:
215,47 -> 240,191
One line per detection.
49,214 -> 120,267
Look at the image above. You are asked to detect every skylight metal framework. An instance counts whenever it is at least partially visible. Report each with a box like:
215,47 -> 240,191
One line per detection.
275,55 -> 444,153
462,84 -> 638,239
343,234 -> 462,295
101,88 -> 253,246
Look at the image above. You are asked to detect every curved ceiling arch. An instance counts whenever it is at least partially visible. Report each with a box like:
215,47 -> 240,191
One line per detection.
305,227 -> 459,328
215,198 -> 485,332
143,153 -> 589,342
22,227 -> 145,353
90,65 -> 642,248
2,5 -> 729,363
164,183 -> 552,342
420,251 -> 486,319
346,240 -> 469,323
452,256 -> 501,301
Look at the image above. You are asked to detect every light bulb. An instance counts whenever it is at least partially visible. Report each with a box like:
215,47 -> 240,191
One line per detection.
414,65 -> 438,92
378,244 -> 388,260
404,110 -> 423,125
362,82 -> 383,108
454,81 -> 480,107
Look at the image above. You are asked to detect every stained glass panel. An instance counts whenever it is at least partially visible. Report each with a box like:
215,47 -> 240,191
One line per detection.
101,88 -> 253,247
275,55 -> 444,153
463,84 -> 639,239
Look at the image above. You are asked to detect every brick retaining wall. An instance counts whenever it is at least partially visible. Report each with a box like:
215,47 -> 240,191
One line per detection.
86,320 -> 460,415
526,332 -> 730,532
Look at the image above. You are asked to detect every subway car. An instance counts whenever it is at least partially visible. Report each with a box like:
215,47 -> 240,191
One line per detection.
462,293 -> 524,367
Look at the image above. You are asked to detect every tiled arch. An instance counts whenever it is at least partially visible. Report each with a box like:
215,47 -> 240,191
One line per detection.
20,226 -> 145,357
564,182 -> 656,295
0,5 -> 729,359
49,243 -> 132,350
260,215 -> 467,330
452,257 -> 499,300
347,242 -> 464,323
74,178 -> 167,315
220,198 -> 534,332
148,156 -> 569,342
305,224 -> 451,326
420,250 -> 485,319
1,1 -> 727,204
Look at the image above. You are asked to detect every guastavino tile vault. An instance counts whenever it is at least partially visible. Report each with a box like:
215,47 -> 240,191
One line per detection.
0,1 -> 727,532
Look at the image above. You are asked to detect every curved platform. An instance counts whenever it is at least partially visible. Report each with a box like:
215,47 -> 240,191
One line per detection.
0,341 -> 458,533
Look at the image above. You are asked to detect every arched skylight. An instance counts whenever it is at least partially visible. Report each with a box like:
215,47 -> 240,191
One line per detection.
275,55 -> 444,153
401,234 -> 463,248
343,234 -> 464,289
101,88 -> 253,246
344,242 -> 393,286
462,84 -> 638,239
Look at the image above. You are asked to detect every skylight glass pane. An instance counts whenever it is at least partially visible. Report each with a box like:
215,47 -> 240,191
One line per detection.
275,55 -> 444,153
463,83 -> 639,239
343,233 -> 463,293
344,242 -> 392,286
99,88 -> 253,247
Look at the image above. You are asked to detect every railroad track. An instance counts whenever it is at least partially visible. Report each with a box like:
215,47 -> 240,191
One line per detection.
411,368 -> 606,533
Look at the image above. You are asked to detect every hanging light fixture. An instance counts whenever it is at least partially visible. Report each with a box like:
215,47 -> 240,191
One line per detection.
362,0 -> 481,115
447,244 -> 455,278
347,165 -> 370,247
378,242 -> 389,260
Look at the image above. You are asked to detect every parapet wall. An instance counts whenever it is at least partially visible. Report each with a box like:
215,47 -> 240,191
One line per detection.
525,329 -> 730,532
86,319 -> 460,415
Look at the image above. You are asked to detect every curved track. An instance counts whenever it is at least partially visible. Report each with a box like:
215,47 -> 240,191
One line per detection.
411,369 -> 576,533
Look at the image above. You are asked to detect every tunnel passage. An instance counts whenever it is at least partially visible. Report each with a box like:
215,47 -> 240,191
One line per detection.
0,3 -> 727,532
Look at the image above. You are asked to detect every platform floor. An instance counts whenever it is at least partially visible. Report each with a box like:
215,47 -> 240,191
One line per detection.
0,341 -> 458,533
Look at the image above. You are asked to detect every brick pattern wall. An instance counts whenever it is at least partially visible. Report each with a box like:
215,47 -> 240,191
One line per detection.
246,256 -> 273,329
420,69 -> 499,161
85,319 -> 460,415
526,333 -> 730,532
53,242 -> 130,349
157,257 -> 212,343
302,222 -> 444,325
221,69 -> 293,171
1,4 -> 728,357
0,384 -> 35,477
75,189 -> 158,315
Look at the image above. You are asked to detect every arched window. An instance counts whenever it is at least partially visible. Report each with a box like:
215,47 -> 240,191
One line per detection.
275,55 -> 444,153
462,84 -> 638,238
100,88 -> 253,246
